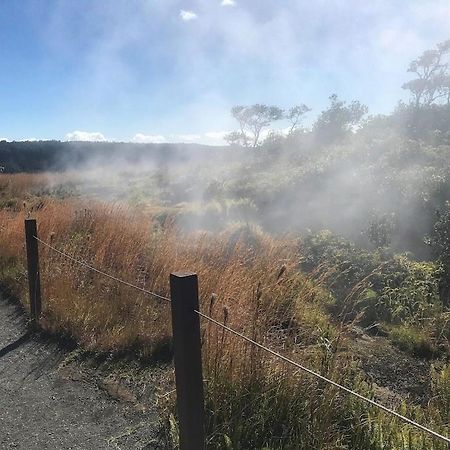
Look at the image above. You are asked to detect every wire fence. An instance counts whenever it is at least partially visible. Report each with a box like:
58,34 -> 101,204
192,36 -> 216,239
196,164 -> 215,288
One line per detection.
19,224 -> 450,448
195,309 -> 450,445
34,236 -> 171,303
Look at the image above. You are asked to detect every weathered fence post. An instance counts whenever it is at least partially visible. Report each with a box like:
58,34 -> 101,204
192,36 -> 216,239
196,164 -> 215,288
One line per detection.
170,272 -> 205,450
25,218 -> 42,325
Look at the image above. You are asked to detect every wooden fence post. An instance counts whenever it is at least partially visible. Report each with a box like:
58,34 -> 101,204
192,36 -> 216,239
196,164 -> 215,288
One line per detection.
170,272 -> 205,450
25,218 -> 42,325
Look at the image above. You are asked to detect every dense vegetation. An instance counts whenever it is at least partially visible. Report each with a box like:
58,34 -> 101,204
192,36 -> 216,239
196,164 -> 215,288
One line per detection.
0,40 -> 449,449
1,196 -> 450,449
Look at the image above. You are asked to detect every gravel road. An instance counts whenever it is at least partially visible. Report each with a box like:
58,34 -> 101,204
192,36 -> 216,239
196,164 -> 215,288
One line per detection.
0,295 -> 167,450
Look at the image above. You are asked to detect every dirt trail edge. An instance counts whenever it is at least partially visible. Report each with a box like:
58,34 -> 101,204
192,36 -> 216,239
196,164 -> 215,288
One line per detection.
0,295 -> 168,450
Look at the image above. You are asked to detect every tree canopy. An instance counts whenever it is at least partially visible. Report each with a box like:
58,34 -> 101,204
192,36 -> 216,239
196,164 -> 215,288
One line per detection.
225,104 -> 284,148
402,39 -> 450,107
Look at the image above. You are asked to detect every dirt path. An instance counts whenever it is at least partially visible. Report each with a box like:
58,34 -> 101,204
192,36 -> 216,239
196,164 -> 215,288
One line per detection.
348,327 -> 431,405
0,296 -> 168,449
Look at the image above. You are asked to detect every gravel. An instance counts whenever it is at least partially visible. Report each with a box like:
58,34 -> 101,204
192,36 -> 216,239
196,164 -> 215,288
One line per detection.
0,296 -> 167,450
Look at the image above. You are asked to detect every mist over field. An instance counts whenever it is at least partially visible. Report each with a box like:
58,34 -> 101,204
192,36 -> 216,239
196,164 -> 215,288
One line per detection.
2,81 -> 449,260
1,2 -> 450,449
1,2 -> 448,259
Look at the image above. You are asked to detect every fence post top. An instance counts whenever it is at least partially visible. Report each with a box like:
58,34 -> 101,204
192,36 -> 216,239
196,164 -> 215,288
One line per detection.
170,271 -> 197,279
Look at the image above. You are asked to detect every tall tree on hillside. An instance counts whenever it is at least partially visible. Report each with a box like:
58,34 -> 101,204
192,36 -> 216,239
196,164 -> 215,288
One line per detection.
313,94 -> 368,146
402,40 -> 450,107
225,104 -> 284,148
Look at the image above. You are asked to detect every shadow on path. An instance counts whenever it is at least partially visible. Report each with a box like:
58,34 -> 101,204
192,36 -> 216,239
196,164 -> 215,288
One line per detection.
0,331 -> 31,358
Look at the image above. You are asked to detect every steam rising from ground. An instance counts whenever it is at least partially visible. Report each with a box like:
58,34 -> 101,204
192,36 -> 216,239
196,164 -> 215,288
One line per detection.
2,2 -> 449,260
16,109 -> 447,263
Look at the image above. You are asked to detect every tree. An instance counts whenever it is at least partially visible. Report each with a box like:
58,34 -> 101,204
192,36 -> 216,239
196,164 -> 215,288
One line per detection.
313,94 -> 368,145
402,40 -> 450,107
224,130 -> 247,147
286,104 -> 311,134
225,104 -> 284,148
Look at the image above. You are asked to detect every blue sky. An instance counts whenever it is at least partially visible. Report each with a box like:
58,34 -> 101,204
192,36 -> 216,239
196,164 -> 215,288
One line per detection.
1,0 -> 449,144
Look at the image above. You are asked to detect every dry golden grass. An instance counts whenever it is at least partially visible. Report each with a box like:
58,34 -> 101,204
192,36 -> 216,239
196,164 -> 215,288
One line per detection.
1,198 -> 370,448
0,199 -> 321,354
0,173 -> 57,198
1,178 -> 450,449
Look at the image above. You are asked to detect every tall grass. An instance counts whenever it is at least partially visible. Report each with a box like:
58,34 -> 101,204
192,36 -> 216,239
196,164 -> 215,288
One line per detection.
1,199 -> 318,357
0,190 -> 450,448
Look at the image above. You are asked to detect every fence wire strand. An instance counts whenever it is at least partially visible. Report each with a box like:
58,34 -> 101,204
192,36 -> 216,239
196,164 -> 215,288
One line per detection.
34,236 -> 171,303
195,309 -> 450,446
30,234 -> 450,446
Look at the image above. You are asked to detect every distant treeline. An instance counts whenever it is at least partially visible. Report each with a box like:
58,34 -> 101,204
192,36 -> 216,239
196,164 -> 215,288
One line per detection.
0,141 -> 223,173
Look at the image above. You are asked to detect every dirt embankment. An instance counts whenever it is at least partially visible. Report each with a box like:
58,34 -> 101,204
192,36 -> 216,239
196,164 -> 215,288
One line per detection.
348,327 -> 431,406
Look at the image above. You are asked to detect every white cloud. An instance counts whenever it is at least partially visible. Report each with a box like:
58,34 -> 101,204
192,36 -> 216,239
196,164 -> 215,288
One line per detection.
202,131 -> 229,145
131,131 -> 228,145
180,10 -> 197,21
221,0 -> 236,6
204,131 -> 228,140
65,130 -> 107,142
176,133 -> 201,142
1,138 -> 38,142
131,133 -> 166,144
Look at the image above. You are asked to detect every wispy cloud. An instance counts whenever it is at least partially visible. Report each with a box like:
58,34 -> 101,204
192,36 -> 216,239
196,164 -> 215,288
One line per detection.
131,131 -> 229,145
176,133 -> 201,142
65,130 -> 106,142
202,131 -> 229,145
2,137 -> 40,142
204,131 -> 228,140
12,0 -> 450,140
180,10 -> 198,21
131,133 -> 166,143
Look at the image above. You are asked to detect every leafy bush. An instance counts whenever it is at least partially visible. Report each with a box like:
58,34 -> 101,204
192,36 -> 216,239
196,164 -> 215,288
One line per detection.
300,231 -> 442,325
427,203 -> 450,307
389,325 -> 436,358
374,258 -> 441,323
300,230 -> 380,298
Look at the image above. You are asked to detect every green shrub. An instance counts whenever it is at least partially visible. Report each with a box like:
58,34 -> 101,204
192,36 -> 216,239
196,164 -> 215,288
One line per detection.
375,258 -> 441,323
300,231 -> 442,326
389,325 -> 436,358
